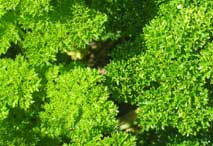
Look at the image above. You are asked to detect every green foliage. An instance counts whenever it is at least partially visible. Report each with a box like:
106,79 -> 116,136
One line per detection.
0,14 -> 20,54
0,108 -> 40,146
1,0 -> 213,145
138,0 -> 213,135
39,65 -> 135,145
90,132 -> 136,146
0,56 -> 40,120
106,36 -> 144,104
0,0 -> 51,55
0,0 -> 108,65
138,127 -> 212,146
90,0 -> 160,38
106,0 -> 213,140
0,56 -> 41,146
63,132 -> 136,146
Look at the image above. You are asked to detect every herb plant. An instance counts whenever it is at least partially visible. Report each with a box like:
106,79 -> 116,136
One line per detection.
0,0 -> 212,145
